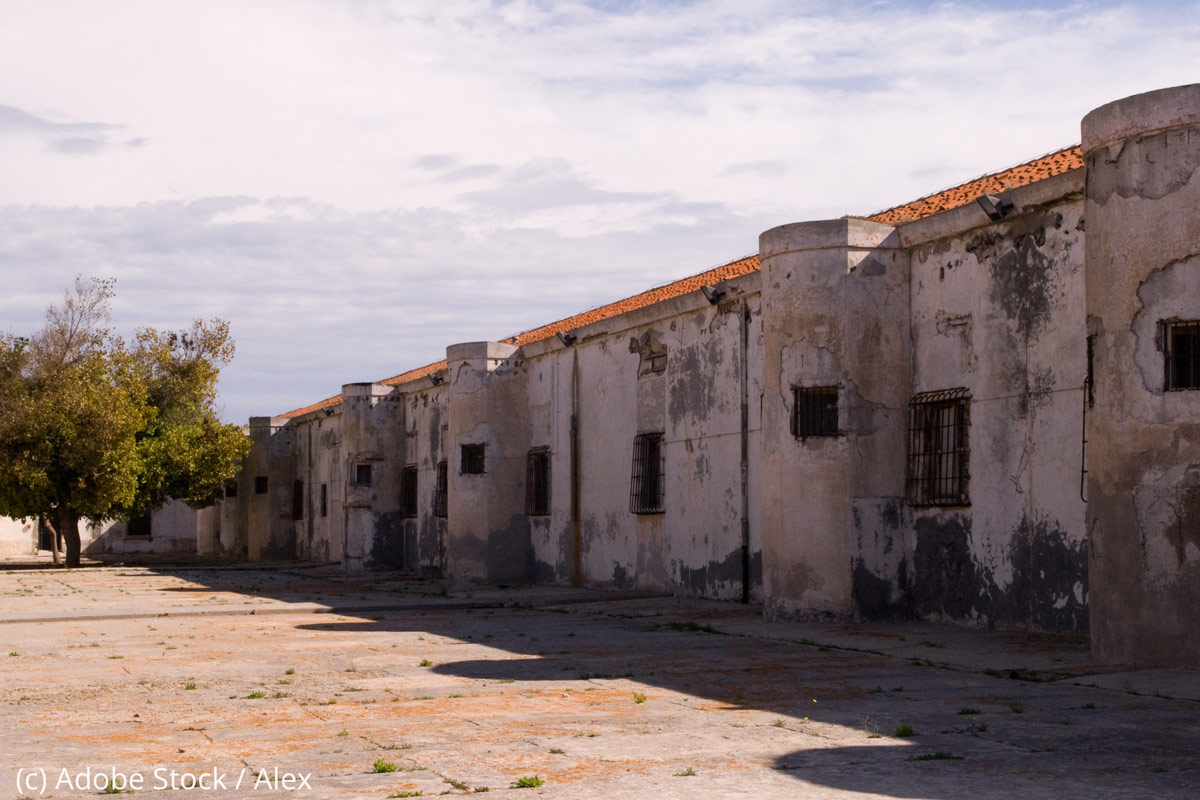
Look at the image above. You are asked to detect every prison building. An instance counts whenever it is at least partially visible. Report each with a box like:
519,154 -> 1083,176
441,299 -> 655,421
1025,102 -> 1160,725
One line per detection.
191,84 -> 1200,668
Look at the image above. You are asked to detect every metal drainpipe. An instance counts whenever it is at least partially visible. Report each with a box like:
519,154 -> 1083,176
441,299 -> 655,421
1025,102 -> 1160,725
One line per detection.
740,297 -> 751,604
570,349 -> 583,586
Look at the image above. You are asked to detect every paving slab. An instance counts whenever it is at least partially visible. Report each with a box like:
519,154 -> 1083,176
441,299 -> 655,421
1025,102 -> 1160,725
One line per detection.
1,565 -> 1198,799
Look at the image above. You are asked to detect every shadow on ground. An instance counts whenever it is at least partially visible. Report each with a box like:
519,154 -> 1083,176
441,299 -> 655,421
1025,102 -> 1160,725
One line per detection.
124,564 -> 1200,799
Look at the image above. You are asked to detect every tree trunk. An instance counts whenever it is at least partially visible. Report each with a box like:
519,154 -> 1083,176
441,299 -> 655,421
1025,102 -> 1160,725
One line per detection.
41,515 -> 61,564
58,506 -> 81,568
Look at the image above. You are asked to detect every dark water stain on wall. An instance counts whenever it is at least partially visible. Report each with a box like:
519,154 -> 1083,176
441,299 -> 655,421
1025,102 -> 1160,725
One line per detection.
487,514 -> 533,584
852,557 -> 913,619
1005,516 -> 1089,632
989,230 -> 1055,339
912,513 -> 1088,632
678,548 -> 763,597
668,339 -> 723,425
370,511 -> 405,569
912,515 -> 985,620
611,562 -> 633,590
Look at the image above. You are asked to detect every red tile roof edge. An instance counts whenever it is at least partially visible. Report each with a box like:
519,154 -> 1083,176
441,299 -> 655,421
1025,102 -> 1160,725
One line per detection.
279,255 -> 759,419
865,144 -> 1083,226
280,146 -> 1085,419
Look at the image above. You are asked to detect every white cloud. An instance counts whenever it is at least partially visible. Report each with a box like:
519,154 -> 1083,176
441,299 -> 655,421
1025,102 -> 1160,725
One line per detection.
1,0 -> 1198,419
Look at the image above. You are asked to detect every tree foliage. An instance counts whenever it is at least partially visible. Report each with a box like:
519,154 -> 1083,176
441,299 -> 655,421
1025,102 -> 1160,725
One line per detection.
0,278 -> 249,566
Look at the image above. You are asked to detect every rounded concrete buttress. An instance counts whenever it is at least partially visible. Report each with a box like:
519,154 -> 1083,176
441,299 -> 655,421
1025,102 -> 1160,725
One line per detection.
1082,83 -> 1200,667
1082,83 -> 1200,154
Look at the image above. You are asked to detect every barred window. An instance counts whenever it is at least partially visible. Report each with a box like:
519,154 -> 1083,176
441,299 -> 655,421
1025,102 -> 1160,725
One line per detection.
292,479 -> 304,520
433,460 -> 448,518
461,443 -> 486,474
320,483 -> 328,518
526,447 -> 551,516
254,476 -> 269,494
400,465 -> 418,518
907,389 -> 970,506
794,386 -> 839,438
629,432 -> 665,514
1164,320 -> 1200,390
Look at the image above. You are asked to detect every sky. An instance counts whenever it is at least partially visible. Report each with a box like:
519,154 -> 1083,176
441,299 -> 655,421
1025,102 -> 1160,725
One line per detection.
2,0 -> 1198,421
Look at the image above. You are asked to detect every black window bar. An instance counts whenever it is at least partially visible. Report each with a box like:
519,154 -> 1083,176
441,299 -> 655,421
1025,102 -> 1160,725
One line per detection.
906,388 -> 970,506
630,432 -> 665,514
794,386 -> 839,438
400,465 -> 418,518
1164,320 -> 1200,390
433,460 -> 448,518
525,447 -> 551,516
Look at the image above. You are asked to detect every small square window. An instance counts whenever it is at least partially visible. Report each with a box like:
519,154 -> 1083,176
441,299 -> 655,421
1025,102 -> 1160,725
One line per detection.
1163,320 -> 1200,390
354,463 -> 373,486
433,460 -> 448,518
400,465 -> 418,518
224,481 -> 238,498
794,386 -> 839,438
906,388 -> 970,506
526,448 -> 551,516
254,476 -> 269,495
126,514 -> 152,539
461,443 -> 486,474
630,432 -> 665,514
320,483 -> 328,518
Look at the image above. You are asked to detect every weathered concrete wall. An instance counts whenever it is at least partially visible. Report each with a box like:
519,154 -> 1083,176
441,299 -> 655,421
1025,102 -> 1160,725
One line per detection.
903,177 -> 1088,632
84,500 -> 201,555
244,416 -> 296,560
759,219 -> 910,620
1083,84 -> 1200,666
516,274 -> 763,600
339,382 -> 405,572
401,381 -> 449,576
0,517 -> 35,556
291,408 -> 344,563
445,342 -> 532,586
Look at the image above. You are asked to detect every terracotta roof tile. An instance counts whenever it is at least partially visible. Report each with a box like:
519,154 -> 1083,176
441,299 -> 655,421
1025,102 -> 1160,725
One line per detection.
866,145 -> 1083,226
279,147 -> 1084,419
501,254 -> 760,348
278,256 -> 759,418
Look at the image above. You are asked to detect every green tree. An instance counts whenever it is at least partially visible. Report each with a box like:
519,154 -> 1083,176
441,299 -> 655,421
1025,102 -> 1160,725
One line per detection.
0,278 -> 249,566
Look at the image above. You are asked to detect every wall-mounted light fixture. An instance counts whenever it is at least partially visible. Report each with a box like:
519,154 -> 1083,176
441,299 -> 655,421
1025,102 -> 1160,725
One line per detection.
556,331 -> 577,347
701,284 -> 726,305
976,193 -> 1014,221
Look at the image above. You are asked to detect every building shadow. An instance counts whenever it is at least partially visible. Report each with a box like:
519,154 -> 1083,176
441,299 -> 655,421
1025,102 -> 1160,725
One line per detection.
135,564 -> 1200,799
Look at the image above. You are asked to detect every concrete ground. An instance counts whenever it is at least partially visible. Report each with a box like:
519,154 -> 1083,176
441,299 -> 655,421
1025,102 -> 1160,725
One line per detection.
0,562 -> 1197,799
